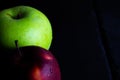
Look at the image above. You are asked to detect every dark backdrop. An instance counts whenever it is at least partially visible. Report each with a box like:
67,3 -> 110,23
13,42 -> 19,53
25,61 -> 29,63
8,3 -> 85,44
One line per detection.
0,0 -> 120,80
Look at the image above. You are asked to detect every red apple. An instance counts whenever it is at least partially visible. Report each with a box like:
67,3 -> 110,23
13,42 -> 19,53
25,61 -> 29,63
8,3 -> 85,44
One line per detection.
3,41 -> 61,80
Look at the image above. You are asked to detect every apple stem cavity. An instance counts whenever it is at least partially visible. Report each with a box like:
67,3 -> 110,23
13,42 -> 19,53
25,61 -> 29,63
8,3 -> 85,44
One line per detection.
15,40 -> 22,56
13,13 -> 23,19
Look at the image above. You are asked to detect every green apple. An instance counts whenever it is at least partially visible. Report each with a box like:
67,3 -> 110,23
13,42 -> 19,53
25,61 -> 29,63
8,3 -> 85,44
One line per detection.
0,5 -> 52,50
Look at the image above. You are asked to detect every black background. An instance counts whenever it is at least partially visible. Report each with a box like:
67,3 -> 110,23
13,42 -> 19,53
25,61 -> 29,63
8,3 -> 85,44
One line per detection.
1,0 -> 120,80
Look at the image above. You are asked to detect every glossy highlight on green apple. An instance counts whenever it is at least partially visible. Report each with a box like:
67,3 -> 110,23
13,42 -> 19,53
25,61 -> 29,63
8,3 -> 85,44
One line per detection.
0,5 -> 52,50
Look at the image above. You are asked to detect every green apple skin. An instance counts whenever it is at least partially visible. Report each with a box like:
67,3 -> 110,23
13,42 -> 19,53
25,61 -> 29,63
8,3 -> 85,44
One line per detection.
0,5 -> 52,50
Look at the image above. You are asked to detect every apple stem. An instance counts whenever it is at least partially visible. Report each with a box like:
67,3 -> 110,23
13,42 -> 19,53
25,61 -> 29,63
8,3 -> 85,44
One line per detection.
15,40 -> 22,56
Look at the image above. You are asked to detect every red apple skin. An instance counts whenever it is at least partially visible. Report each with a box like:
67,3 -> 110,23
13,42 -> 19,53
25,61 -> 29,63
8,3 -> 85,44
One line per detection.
4,46 -> 61,80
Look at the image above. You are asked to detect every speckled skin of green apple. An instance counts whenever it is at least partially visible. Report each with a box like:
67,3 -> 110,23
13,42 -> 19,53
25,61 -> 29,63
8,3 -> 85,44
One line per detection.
0,5 -> 52,50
